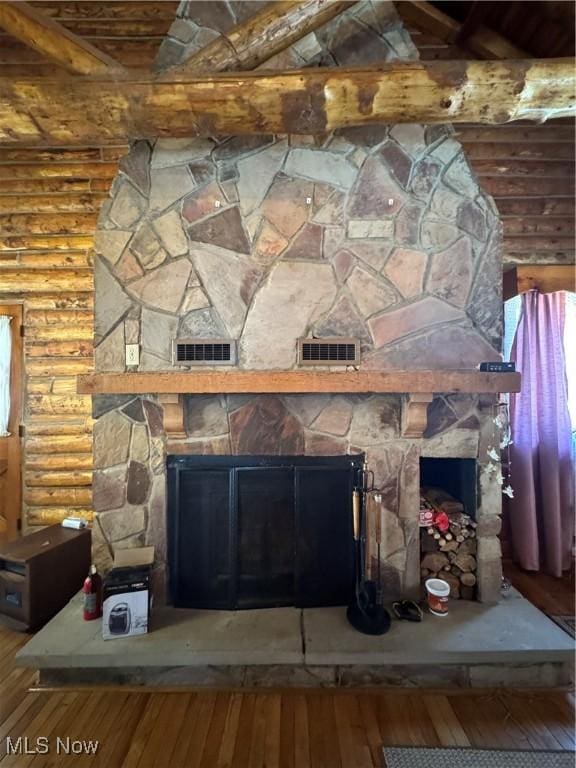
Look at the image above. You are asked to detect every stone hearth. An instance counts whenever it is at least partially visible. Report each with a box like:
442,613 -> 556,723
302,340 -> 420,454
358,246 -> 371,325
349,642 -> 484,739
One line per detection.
17,589 -> 574,689
90,1 -> 505,607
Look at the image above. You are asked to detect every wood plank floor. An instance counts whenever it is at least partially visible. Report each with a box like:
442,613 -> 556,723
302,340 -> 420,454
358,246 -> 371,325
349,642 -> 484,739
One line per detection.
503,560 -> 575,618
0,624 -> 573,767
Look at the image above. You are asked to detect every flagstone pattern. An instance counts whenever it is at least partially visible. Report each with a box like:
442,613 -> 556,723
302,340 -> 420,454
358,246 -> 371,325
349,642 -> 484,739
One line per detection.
91,1 -> 504,604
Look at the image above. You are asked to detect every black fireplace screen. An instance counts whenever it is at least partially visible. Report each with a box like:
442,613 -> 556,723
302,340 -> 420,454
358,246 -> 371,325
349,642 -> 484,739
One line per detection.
167,455 -> 362,610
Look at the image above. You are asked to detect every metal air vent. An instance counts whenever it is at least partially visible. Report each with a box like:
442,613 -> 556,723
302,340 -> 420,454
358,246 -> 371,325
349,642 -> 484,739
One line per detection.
173,338 -> 236,366
297,337 -> 360,366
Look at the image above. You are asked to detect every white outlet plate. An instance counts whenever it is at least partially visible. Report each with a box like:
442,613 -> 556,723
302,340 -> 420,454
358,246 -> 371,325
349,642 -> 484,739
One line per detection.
125,344 -> 139,366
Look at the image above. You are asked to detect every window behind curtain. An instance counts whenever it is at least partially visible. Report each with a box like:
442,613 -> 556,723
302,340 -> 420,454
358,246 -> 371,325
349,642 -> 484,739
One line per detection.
504,291 -> 576,455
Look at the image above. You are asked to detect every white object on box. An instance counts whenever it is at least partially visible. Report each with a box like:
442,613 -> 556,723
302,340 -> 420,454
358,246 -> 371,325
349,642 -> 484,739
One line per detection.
61,517 -> 87,529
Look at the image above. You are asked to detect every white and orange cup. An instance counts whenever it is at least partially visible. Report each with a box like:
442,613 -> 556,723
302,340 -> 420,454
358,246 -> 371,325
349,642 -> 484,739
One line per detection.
425,578 -> 450,616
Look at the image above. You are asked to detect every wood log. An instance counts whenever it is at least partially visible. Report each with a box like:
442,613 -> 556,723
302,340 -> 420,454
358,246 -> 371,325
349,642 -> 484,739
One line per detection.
441,571 -> 461,598
0,162 -> 118,179
0,194 -> 105,214
0,178 -> 93,194
26,417 -> 93,437
440,540 -> 459,553
24,324 -> 93,342
26,341 -> 93,359
166,0 -> 356,75
457,125 -> 575,143
1,58 -> 573,146
481,177 -> 574,198
0,236 -> 95,252
0,1 -> 125,75
515,265 -> 575,294
0,146 -> 105,162
26,470 -> 92,487
19,253 -> 92,268
51,377 -> 82,395
461,572 -> 477,587
473,159 -> 574,178
503,218 -> 575,237
499,235 -> 575,253
26,434 -> 92,454
0,268 -> 92,292
451,553 -> 477,573
26,378 -> 52,394
458,539 -> 478,555
421,552 -> 450,572
26,506 -> 93,525
23,293 -> 93,310
24,487 -> 91,505
463,142 -> 575,161
26,358 -> 94,376
27,394 -> 91,416
26,453 -> 92,471
0,212 -> 98,235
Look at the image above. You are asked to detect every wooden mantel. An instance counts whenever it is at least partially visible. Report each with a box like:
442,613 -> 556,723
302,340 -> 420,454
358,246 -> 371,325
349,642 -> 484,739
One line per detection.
77,370 -> 520,395
78,370 -> 520,440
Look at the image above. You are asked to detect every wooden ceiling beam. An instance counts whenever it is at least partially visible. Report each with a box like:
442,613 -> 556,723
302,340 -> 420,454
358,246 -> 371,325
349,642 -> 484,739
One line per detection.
396,1 -> 527,59
504,265 -> 576,299
163,0 -> 357,76
0,1 -> 126,76
1,58 -> 574,146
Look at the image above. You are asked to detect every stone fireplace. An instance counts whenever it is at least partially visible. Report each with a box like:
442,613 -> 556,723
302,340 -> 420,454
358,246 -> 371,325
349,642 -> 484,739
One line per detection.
89,1 -> 505,607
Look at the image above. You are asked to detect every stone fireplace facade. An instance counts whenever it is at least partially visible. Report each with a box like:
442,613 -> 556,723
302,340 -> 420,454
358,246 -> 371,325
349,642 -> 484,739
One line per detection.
90,1 -> 504,604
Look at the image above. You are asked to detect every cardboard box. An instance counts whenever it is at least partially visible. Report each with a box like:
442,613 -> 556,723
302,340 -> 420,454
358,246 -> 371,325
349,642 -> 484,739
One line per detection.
102,547 -> 154,640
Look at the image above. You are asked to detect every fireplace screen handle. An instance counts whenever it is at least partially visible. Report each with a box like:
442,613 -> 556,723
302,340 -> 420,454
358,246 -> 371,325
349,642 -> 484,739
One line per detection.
352,489 -> 361,541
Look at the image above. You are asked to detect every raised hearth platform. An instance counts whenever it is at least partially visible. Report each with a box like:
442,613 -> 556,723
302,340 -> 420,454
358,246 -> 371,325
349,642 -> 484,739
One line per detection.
17,589 -> 574,689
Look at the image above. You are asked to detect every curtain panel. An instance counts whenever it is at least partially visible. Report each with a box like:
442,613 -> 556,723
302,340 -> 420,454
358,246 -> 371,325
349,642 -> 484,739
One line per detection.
509,291 -> 575,576
0,315 -> 12,437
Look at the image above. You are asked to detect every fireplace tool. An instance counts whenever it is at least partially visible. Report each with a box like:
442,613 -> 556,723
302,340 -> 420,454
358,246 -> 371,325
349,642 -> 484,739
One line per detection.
346,462 -> 391,636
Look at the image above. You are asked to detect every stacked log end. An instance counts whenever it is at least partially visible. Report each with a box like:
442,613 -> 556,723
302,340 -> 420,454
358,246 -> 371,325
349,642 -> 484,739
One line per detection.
420,489 -> 478,600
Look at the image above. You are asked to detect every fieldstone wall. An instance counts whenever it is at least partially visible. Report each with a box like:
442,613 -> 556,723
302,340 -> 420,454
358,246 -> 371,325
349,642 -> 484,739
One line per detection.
94,0 -> 502,373
91,0 -> 504,605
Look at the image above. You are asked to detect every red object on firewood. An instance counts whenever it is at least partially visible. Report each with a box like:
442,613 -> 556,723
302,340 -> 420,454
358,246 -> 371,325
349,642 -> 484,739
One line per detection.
434,511 -> 450,533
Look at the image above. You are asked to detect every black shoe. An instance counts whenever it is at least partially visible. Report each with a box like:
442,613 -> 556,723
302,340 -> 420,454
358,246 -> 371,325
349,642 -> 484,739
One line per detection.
392,600 -> 423,622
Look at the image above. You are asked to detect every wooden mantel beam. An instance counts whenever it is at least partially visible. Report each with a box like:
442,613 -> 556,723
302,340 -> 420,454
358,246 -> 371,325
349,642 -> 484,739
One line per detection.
1,58 -> 574,145
164,0 -> 357,76
0,1 -> 126,76
76,370 -> 521,396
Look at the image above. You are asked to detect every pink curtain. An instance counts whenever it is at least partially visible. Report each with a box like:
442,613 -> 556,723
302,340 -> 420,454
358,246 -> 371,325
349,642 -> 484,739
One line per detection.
509,291 -> 574,576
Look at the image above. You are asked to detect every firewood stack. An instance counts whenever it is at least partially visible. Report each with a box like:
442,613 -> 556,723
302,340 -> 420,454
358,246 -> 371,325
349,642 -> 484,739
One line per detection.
420,488 -> 477,600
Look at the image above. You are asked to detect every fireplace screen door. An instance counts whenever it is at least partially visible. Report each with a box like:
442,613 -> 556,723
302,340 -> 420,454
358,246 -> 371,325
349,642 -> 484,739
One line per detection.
167,455 -> 361,610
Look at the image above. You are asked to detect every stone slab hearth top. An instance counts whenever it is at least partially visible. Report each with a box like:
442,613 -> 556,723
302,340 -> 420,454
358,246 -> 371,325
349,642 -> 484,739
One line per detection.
17,589 -> 573,670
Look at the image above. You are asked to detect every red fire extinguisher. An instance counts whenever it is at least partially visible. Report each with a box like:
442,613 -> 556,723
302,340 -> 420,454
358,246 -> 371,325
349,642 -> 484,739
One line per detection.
82,564 -> 102,620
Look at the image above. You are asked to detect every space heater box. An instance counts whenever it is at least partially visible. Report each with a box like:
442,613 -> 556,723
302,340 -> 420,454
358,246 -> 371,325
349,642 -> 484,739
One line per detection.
102,547 -> 154,640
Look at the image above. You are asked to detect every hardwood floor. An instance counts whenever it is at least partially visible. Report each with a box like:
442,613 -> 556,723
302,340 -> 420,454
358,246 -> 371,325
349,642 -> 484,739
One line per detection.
0,623 -> 573,767
503,560 -> 575,618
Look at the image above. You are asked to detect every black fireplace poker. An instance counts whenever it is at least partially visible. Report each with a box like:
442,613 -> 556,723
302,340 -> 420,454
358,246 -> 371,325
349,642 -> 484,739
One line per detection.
346,462 -> 391,636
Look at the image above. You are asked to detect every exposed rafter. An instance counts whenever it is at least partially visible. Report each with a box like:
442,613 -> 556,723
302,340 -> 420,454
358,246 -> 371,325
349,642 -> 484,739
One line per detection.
0,58 -> 573,145
0,1 -> 126,76
396,0 -> 528,59
163,0 -> 357,75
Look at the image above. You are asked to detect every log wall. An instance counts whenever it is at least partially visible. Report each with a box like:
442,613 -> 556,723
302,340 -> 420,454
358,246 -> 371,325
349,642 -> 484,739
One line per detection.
0,145 -> 126,528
